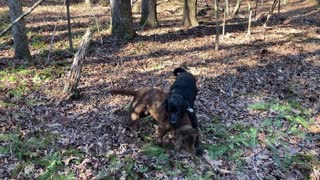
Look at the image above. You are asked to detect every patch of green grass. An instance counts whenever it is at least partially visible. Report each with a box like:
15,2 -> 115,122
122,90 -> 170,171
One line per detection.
206,124 -> 257,168
248,100 -> 315,176
0,66 -> 64,99
0,130 -> 78,178
151,63 -> 164,70
0,100 -> 15,107
250,100 -> 311,131
30,35 -> 47,49
205,100 -> 312,172
8,80 -> 29,97
103,155 -> 141,179
142,144 -> 166,156
248,101 -> 270,111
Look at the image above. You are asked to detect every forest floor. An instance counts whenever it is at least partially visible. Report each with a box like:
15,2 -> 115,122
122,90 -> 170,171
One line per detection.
0,0 -> 319,179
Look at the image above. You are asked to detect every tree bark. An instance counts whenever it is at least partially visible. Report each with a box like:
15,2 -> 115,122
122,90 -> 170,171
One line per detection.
214,0 -> 219,51
232,0 -> 242,15
140,0 -> 158,28
264,0 -> 278,27
1,0 -> 44,37
225,0 -> 229,16
222,8 -> 226,37
110,0 -> 135,38
182,0 -> 199,27
247,0 -> 252,35
66,0 -> 73,51
64,28 -> 92,100
8,0 -> 32,61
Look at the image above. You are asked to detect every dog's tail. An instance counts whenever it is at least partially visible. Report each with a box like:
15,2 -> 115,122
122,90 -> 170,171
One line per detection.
109,89 -> 137,96
173,67 -> 188,76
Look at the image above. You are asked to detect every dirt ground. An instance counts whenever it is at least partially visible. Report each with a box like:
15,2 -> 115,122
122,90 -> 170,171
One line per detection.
0,0 -> 319,179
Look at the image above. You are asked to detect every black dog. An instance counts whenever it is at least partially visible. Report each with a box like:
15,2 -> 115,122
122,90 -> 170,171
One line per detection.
166,67 -> 203,155
166,67 -> 198,128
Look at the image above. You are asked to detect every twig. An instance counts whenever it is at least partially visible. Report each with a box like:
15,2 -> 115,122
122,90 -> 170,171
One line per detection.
0,0 -> 45,37
46,0 -> 67,65
203,154 -> 232,174
88,4 -> 108,45
252,147 -> 263,180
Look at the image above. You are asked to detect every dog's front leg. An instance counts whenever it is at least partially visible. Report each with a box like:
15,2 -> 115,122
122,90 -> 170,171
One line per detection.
156,125 -> 171,145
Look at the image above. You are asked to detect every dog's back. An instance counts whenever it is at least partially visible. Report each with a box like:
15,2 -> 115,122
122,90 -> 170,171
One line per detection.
171,67 -> 197,106
109,87 -> 167,124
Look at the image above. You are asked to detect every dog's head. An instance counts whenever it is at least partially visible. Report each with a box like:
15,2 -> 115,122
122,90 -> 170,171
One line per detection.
165,93 -> 187,128
175,125 -> 198,155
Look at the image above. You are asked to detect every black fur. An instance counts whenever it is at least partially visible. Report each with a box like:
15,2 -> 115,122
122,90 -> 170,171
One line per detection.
167,67 -> 198,128
166,67 -> 204,156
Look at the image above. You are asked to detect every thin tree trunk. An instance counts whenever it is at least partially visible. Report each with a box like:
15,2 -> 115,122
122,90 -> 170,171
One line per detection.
264,0 -> 278,27
222,7 -> 226,37
64,28 -> 92,100
215,0 -> 219,51
8,0 -> 32,61
254,0 -> 258,20
110,0 -> 135,38
66,0 -> 73,51
232,0 -> 241,15
225,0 -> 229,16
140,0 -> 158,28
182,0 -> 199,27
247,0 -> 252,35
278,0 -> 280,14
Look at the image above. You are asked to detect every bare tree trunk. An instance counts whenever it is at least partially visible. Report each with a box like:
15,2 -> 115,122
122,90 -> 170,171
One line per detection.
8,0 -> 32,61
85,0 -> 91,6
254,0 -> 258,20
66,0 -> 73,51
214,0 -> 219,51
110,0 -> 135,38
225,0 -> 229,16
264,0 -> 278,27
247,0 -> 252,35
140,0 -> 158,28
232,0 -> 241,15
182,0 -> 199,27
64,28 -> 92,100
222,7 -> 226,37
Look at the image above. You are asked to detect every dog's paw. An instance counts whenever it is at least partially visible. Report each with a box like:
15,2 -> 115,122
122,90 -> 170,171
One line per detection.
195,145 -> 204,156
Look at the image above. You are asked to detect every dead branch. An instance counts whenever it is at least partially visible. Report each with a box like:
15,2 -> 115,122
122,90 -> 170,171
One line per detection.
63,28 -> 92,100
0,0 -> 45,37
203,153 -> 233,175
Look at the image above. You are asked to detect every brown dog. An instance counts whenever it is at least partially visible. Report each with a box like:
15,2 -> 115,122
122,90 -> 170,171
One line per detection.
109,87 -> 198,154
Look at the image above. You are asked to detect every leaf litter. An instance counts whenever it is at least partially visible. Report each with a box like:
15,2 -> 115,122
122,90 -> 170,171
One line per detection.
0,0 -> 320,179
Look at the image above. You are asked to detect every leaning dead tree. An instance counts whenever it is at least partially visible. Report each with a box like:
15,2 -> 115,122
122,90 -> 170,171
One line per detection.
63,28 -> 92,100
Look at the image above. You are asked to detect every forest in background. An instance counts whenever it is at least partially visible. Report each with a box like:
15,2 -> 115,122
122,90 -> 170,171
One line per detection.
0,0 -> 319,179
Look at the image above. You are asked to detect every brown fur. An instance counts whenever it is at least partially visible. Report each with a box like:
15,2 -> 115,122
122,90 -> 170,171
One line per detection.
109,87 -> 198,154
